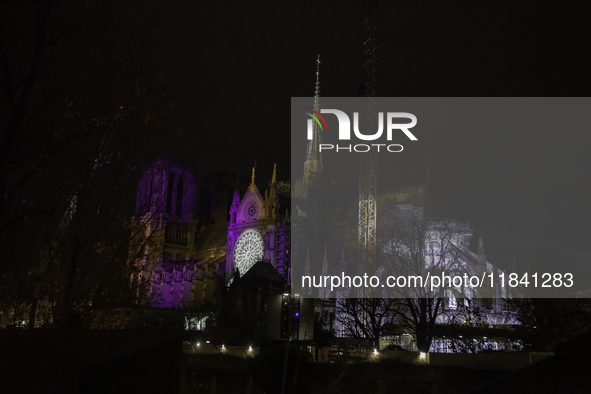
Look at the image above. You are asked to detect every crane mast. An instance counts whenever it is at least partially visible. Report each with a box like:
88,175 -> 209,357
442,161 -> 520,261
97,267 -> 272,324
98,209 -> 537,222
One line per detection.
358,0 -> 379,294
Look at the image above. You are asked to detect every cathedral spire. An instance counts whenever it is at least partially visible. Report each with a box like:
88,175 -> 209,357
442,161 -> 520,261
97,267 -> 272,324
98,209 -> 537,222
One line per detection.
314,54 -> 321,113
304,55 -> 324,171
250,166 -> 256,188
312,54 -> 321,156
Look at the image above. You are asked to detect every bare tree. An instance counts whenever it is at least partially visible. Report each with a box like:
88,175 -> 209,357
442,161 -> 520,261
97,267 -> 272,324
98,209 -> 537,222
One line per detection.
0,1 -> 175,328
0,0 -> 55,230
380,200 -> 472,352
335,297 -> 398,350
506,298 -> 591,352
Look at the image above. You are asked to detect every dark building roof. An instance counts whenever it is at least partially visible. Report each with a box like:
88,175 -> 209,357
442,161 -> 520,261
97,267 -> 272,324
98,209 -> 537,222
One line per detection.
240,261 -> 287,289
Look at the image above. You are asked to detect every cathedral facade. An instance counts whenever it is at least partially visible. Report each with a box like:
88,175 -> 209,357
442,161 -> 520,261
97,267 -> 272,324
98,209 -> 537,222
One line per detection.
130,157 -> 291,310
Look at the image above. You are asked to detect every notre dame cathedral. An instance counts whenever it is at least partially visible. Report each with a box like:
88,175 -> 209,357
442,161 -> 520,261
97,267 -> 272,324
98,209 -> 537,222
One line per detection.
130,156 -> 291,310
128,59 -> 518,350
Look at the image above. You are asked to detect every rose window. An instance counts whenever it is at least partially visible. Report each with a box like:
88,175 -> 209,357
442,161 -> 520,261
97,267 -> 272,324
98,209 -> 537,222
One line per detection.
233,230 -> 264,276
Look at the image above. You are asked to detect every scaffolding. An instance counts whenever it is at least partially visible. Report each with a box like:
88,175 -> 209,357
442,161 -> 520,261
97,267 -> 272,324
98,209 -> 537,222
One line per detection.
358,0 -> 379,297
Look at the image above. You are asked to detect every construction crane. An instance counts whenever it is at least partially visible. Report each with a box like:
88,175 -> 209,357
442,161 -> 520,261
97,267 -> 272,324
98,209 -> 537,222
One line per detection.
358,0 -> 379,296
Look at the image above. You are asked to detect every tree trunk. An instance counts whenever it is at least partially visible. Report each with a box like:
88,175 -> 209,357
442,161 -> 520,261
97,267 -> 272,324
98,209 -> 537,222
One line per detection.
416,327 -> 431,353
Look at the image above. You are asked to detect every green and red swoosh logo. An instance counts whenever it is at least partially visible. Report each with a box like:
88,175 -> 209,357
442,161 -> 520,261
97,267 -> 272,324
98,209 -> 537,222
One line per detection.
302,107 -> 328,132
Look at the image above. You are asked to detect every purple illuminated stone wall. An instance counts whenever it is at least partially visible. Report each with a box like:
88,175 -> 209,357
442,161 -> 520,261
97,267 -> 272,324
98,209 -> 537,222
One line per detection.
136,157 -> 197,220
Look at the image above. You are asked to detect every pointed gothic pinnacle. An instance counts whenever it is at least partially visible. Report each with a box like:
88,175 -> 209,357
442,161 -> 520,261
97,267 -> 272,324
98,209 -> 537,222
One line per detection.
271,163 -> 277,185
478,237 -> 485,255
232,189 -> 240,206
250,166 -> 255,187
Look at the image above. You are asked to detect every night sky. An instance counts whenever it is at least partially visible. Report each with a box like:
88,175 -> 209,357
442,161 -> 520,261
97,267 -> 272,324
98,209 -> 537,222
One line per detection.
146,1 -> 590,271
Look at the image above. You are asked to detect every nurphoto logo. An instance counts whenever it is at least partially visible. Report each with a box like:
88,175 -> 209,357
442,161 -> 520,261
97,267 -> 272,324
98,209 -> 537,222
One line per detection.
304,108 -> 418,153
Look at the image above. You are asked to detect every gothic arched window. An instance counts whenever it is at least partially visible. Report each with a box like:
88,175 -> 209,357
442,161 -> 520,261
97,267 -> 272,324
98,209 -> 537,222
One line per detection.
176,174 -> 184,217
166,173 -> 175,214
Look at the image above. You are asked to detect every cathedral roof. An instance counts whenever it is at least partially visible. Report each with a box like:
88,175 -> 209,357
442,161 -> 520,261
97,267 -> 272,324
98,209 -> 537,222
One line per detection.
319,182 -> 432,242
378,183 -> 428,206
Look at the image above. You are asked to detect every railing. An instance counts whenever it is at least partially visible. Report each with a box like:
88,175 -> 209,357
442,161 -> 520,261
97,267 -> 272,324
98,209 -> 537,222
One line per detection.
164,224 -> 189,246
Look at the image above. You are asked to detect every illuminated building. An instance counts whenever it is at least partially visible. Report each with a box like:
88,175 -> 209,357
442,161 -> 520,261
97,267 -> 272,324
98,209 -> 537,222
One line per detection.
130,157 -> 291,310
291,61 -> 519,354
